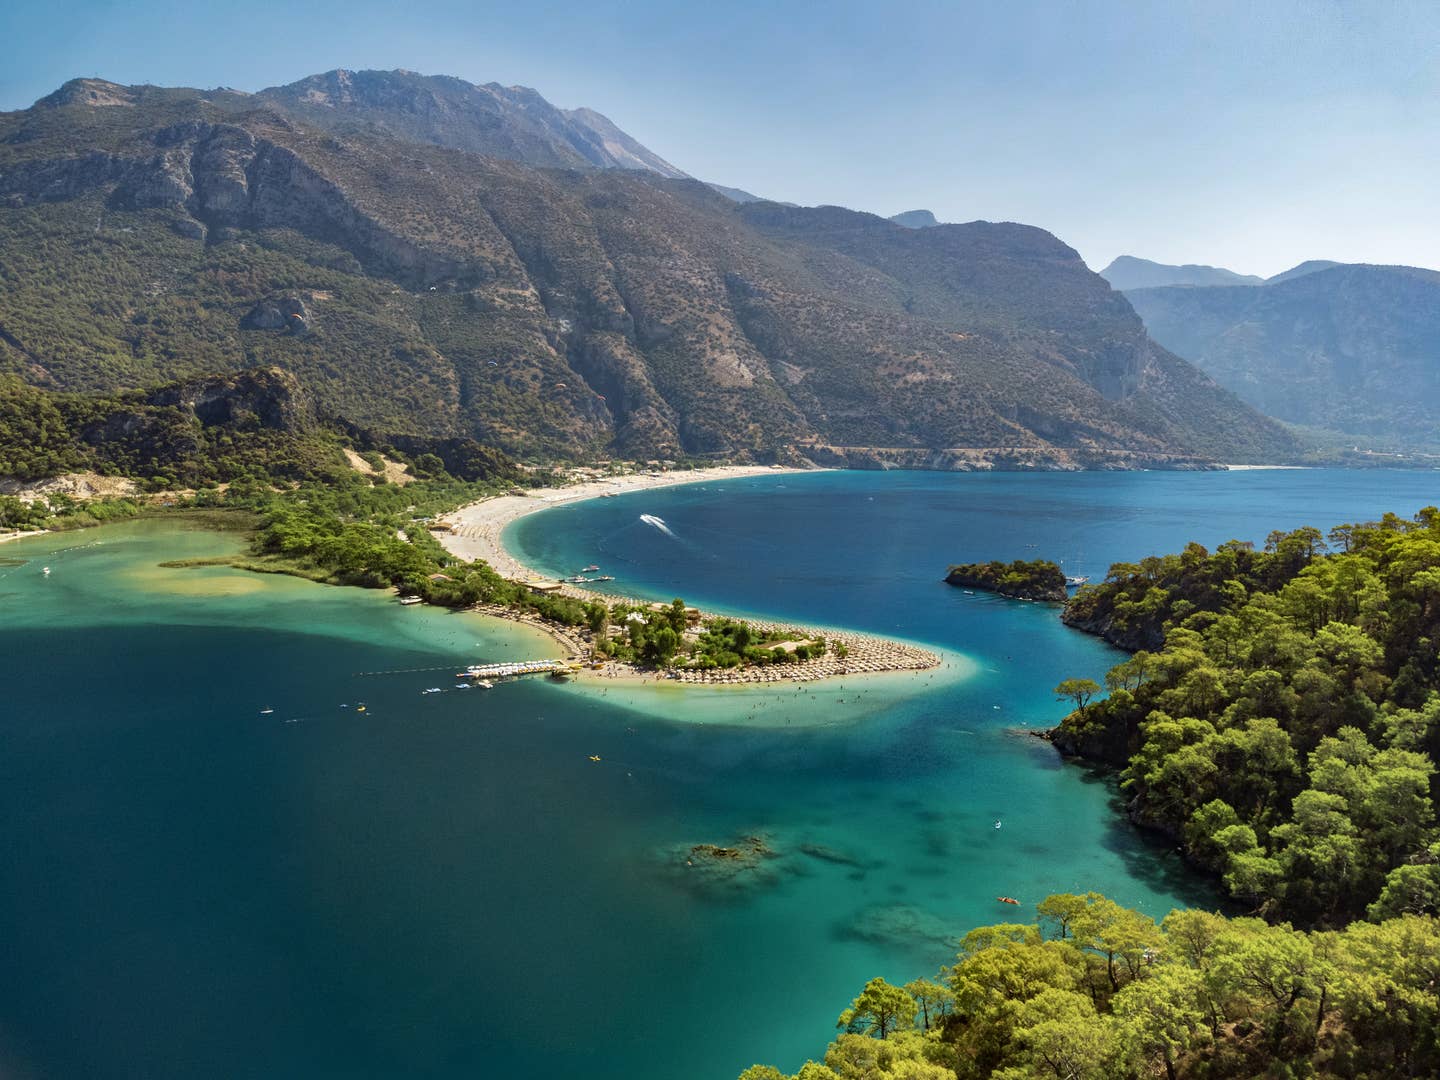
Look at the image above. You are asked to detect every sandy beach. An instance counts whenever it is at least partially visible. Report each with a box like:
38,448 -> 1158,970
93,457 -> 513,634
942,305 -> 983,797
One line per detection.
437,464 -> 811,578
434,465 -> 943,686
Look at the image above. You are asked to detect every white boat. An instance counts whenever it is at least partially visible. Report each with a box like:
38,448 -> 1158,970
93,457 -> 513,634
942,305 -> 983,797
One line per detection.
42,567 -> 50,576
398,595 -> 423,605
476,680 -> 494,689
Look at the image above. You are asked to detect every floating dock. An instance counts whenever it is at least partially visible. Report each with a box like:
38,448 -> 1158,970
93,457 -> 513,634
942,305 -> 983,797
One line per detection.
460,660 -> 571,680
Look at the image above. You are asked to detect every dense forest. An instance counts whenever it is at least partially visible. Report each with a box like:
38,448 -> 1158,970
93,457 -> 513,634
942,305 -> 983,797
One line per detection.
1055,511 -> 1440,927
744,510 -> 1440,1077
739,894 -> 1439,1079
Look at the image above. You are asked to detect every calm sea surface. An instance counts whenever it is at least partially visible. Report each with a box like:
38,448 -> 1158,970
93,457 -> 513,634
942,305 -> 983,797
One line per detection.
2,469 -> 1437,1078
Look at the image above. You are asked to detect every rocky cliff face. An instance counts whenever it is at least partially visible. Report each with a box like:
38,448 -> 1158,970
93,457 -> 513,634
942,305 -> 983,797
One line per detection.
142,368 -> 316,432
0,73 -> 1299,465
73,368 -> 316,452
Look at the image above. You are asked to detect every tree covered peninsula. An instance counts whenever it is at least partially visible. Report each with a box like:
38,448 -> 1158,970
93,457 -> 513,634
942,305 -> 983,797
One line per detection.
742,509 -> 1440,1079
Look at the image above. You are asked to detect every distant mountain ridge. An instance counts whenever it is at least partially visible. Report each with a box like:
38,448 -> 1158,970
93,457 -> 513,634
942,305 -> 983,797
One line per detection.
706,183 -> 797,207
1126,264 -> 1440,443
1264,259 -> 1345,286
888,209 -> 940,229
1099,255 -> 1264,290
0,70 -> 1297,471
1101,254 -> 1360,291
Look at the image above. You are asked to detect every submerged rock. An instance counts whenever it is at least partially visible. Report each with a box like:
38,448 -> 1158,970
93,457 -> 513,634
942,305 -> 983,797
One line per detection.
840,904 -> 960,952
655,832 -> 795,900
798,842 -> 869,869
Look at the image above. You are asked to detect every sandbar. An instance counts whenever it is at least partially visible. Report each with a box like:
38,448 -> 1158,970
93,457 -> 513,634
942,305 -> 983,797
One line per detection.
433,466 -> 945,686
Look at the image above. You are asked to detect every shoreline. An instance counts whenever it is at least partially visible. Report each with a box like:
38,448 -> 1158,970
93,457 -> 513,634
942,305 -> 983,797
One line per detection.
0,529 -> 48,546
1222,464 -> 1311,471
434,466 -> 944,686
437,464 -> 814,580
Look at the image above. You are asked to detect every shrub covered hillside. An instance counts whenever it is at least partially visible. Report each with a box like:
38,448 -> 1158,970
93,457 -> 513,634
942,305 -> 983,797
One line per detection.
0,370 -> 518,491
0,369 -> 348,486
738,894 -> 1439,1080
1053,511 -> 1440,928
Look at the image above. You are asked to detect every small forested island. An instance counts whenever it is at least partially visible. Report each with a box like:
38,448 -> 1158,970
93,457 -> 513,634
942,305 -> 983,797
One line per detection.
746,510 -> 1440,1079
944,558 -> 1067,601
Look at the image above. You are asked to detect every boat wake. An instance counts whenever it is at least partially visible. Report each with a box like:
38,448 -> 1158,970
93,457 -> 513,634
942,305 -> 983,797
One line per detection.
639,514 -> 677,539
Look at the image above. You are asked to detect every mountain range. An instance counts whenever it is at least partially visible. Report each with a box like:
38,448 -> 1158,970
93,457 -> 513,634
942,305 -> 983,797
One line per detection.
1098,255 -> 1346,291
1098,256 -> 1262,290
0,69 -> 1297,473
1124,264 -> 1440,442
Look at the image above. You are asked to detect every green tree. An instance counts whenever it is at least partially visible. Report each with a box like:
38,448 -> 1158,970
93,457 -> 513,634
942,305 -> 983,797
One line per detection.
903,978 -> 954,1031
837,977 -> 916,1039
1113,964 -> 1207,1080
999,987 -> 1117,1080
1055,678 -> 1102,714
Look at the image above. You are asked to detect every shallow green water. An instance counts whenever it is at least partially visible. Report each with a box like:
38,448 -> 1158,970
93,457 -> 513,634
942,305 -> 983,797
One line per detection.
3,469 -> 1435,1078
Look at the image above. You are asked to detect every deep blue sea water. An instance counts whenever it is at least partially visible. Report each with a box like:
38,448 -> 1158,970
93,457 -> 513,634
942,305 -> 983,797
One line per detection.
2,470 -> 1437,1079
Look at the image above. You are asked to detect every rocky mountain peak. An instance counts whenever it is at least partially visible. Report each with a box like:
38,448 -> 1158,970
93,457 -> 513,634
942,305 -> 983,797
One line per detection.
889,209 -> 939,229
253,68 -> 688,178
35,78 -> 137,108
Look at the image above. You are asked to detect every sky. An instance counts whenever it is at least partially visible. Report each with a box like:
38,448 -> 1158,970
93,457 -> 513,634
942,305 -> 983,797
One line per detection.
2,0 -> 1436,276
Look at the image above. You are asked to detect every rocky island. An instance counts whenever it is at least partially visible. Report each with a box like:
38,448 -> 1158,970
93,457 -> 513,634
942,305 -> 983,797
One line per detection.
943,558 -> 1067,601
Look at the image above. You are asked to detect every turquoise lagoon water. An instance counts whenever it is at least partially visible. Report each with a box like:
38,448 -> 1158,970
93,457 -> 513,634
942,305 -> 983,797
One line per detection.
2,470 -> 1437,1078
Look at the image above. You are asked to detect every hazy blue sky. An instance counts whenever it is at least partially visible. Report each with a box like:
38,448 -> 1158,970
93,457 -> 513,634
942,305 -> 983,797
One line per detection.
2,0 -> 1435,275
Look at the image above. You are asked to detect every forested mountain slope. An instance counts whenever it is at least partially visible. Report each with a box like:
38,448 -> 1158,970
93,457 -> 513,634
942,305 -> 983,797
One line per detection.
0,74 -> 1297,467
